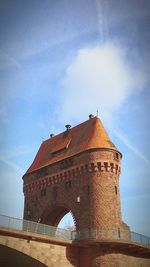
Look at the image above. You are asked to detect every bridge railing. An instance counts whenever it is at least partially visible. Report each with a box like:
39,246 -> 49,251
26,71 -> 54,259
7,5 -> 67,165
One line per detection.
0,214 -> 149,247
0,214 -> 72,240
131,232 -> 150,247
71,229 -> 150,247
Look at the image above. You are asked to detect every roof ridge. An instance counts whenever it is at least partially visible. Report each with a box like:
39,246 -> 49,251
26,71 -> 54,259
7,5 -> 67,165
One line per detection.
44,116 -> 97,143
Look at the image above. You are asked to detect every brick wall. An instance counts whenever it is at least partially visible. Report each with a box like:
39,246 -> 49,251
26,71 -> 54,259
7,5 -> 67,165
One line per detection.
21,148 -> 150,266
23,149 -> 128,234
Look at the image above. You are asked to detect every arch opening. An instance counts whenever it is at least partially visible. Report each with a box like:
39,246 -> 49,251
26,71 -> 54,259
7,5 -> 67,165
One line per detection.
58,211 -> 75,230
42,206 -> 77,230
0,245 -> 47,267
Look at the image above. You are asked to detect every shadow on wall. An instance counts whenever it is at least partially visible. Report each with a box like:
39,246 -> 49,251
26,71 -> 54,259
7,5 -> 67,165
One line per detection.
66,245 -> 80,267
66,245 -> 102,267
0,245 -> 47,267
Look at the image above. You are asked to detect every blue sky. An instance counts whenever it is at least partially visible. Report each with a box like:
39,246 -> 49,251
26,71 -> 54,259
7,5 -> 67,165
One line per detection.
0,0 -> 150,235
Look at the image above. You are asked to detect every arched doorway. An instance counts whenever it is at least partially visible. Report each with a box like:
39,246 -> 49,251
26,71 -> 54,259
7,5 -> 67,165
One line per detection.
41,205 -> 77,230
58,211 -> 75,230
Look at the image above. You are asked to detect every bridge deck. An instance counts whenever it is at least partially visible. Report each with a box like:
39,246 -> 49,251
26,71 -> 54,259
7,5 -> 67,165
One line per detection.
0,214 -> 150,259
0,226 -> 150,259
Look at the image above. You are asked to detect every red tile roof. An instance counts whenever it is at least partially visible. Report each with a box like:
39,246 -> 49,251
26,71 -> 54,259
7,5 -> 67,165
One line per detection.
26,116 -> 118,174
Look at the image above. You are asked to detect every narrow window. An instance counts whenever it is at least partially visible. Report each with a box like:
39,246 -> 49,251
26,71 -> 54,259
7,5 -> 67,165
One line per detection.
60,173 -> 63,182
41,188 -> 46,196
77,196 -> 80,203
52,186 -> 57,199
43,188 -> 46,196
87,185 -> 90,195
65,181 -> 68,189
85,164 -> 89,172
97,162 -> 101,171
81,166 -> 84,174
68,170 -> 71,176
115,186 -> 117,195
104,162 -> 108,171
76,167 -> 79,174
110,163 -> 114,172
116,164 -> 118,174
115,152 -> 119,160
118,228 -> 121,238
91,163 -> 95,172
65,180 -> 71,190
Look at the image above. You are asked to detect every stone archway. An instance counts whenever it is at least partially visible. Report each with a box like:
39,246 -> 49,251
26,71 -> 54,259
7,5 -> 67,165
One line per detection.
0,245 -> 47,267
41,205 -> 77,229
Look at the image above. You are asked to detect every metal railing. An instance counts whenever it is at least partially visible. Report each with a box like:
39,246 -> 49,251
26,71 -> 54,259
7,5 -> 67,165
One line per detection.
0,214 -> 149,247
0,214 -> 72,240
131,231 -> 150,247
72,229 -> 150,247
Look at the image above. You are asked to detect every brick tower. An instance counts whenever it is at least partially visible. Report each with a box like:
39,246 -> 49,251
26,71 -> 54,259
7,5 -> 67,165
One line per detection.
23,115 -> 129,237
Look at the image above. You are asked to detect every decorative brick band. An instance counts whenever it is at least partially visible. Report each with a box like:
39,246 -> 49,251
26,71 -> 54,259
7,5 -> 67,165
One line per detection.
23,161 -> 120,195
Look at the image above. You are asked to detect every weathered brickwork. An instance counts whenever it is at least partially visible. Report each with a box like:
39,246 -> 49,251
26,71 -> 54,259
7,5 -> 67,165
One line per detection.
23,149 -> 124,233
79,246 -> 150,267
23,151 -> 121,195
91,253 -> 150,267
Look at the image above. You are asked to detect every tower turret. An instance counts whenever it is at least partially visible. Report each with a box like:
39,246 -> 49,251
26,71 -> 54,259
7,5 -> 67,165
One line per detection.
23,116 -> 129,238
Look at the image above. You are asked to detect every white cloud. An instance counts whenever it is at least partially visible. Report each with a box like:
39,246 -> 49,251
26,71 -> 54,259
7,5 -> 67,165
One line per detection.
60,43 -> 150,165
61,43 -> 147,123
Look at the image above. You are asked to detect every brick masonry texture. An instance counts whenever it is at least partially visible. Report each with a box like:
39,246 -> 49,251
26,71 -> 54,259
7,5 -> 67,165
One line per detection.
23,149 -> 124,232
